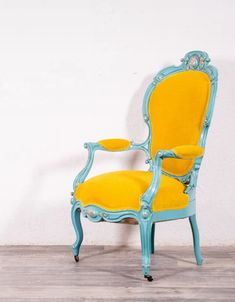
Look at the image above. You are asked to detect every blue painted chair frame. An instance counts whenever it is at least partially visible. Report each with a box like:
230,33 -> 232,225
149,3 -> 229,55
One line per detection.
70,51 -> 218,281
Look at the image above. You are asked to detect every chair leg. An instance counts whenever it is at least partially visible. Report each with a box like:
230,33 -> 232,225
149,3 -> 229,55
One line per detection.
139,221 -> 153,281
71,205 -> 83,262
189,214 -> 203,265
151,223 -> 155,254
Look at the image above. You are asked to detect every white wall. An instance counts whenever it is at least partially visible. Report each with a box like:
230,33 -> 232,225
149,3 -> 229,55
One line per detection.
0,0 -> 235,246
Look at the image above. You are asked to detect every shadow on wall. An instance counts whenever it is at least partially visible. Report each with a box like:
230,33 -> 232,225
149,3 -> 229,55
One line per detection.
1,155 -> 84,245
3,59 -> 234,247
125,75 -> 154,167
1,74 -> 154,247
118,74 -> 155,244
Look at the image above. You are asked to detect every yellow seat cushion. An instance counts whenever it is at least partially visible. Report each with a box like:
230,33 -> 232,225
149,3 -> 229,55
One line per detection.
74,170 -> 189,212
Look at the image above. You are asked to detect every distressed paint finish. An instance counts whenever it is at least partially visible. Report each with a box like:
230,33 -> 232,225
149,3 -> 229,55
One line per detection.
70,51 -> 218,280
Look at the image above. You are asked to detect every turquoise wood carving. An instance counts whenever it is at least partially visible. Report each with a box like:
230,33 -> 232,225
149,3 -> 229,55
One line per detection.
70,51 -> 218,281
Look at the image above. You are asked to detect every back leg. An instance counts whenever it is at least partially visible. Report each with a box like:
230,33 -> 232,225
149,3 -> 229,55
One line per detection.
71,204 -> 83,262
151,223 -> 155,254
189,214 -> 203,265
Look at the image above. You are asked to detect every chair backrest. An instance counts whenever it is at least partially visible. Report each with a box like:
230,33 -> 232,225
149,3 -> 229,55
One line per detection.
143,51 -> 218,178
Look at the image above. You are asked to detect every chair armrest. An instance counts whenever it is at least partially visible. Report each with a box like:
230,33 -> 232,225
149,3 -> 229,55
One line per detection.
98,139 -> 131,151
171,145 -> 204,159
141,145 -> 204,208
72,139 -> 149,190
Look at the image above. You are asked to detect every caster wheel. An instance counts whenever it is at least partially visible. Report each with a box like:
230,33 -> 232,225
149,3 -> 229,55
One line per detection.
74,255 -> 79,262
144,274 -> 153,282
197,258 -> 203,266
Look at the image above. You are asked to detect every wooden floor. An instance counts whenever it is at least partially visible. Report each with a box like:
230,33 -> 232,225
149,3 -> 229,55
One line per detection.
0,246 -> 235,301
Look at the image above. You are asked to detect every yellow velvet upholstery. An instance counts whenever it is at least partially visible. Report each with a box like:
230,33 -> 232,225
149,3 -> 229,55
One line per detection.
98,139 -> 131,151
149,70 -> 210,176
75,170 -> 189,212
172,145 -> 204,159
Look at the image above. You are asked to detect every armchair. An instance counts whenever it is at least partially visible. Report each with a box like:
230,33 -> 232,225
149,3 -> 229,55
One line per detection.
70,51 -> 218,281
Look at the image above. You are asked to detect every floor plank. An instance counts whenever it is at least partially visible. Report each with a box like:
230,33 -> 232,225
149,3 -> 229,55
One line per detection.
0,246 -> 235,301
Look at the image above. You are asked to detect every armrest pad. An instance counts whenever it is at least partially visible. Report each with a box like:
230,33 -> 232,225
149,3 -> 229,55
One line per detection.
172,145 -> 204,159
98,139 -> 131,151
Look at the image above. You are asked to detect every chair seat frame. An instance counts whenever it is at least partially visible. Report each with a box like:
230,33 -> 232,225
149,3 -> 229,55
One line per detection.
70,50 -> 218,280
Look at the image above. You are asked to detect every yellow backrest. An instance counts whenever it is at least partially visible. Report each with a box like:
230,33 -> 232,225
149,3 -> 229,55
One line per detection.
149,70 -> 211,176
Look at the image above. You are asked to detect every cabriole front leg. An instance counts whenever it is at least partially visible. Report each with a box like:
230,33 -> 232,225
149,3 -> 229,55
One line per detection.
189,214 -> 203,265
139,219 -> 153,281
71,202 -> 83,262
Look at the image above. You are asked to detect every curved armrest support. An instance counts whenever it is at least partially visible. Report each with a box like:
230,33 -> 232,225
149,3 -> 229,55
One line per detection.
141,145 -> 204,208
73,139 -> 150,190
73,142 -> 101,190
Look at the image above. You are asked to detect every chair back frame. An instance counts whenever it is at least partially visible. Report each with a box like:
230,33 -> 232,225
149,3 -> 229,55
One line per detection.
71,50 -> 218,225
70,51 -> 218,277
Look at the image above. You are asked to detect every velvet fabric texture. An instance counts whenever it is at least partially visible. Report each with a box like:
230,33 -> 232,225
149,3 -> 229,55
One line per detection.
172,145 -> 204,159
75,170 -> 188,212
149,70 -> 210,176
98,139 -> 131,151
75,70 -> 210,212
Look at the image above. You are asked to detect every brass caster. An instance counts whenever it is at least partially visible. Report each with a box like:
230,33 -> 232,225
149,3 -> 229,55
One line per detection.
144,274 -> 153,282
197,258 -> 203,266
74,255 -> 79,262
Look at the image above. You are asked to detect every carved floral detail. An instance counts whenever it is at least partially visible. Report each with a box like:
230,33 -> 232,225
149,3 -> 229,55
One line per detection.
87,209 -> 97,218
181,51 -> 210,71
